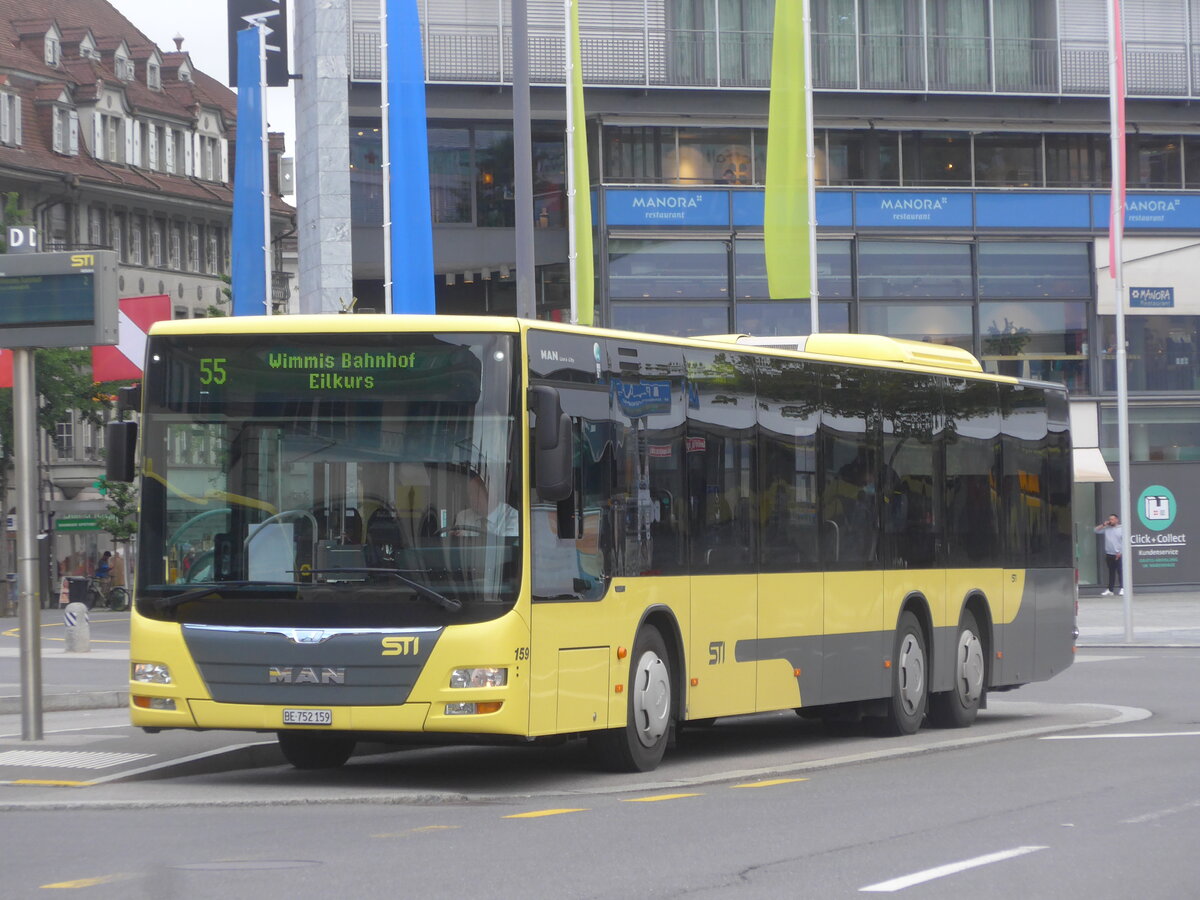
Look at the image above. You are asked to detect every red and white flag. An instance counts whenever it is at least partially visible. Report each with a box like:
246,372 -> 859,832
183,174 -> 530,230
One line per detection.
91,295 -> 172,382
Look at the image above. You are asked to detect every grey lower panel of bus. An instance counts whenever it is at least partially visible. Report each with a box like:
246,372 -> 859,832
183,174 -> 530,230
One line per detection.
181,625 -> 442,706
734,568 -> 1074,709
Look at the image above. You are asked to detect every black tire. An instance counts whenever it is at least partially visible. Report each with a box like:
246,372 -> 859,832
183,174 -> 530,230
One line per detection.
276,731 -> 356,770
85,587 -> 102,610
928,609 -> 985,729
106,587 -> 128,611
588,627 -> 673,772
874,611 -> 928,736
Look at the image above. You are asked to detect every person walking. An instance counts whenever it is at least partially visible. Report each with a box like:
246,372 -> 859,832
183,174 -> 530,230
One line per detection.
1094,514 -> 1124,596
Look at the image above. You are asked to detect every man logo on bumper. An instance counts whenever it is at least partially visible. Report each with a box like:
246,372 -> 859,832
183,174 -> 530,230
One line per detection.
268,666 -> 346,684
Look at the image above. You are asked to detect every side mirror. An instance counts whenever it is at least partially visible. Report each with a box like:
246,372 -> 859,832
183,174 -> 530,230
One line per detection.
105,421 -> 138,483
530,385 -> 573,502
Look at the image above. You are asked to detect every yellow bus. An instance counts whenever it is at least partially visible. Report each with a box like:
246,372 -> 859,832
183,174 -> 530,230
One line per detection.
107,315 -> 1075,772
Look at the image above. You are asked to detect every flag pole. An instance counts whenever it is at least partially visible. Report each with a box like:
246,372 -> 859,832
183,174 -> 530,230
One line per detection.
565,0 -> 579,325
1108,0 -> 1134,641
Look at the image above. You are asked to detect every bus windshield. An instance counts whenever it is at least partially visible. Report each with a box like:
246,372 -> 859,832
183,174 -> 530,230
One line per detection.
135,330 -> 520,626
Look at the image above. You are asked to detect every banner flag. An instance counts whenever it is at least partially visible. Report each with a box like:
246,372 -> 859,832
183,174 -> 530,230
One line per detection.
230,25 -> 270,315
383,0 -> 436,313
764,1 -> 811,301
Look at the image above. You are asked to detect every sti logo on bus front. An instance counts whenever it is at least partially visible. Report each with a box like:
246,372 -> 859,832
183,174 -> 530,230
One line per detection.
381,636 -> 421,656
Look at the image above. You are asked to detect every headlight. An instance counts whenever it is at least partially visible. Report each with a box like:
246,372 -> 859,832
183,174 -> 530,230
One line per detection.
449,667 -> 507,688
132,662 -> 172,684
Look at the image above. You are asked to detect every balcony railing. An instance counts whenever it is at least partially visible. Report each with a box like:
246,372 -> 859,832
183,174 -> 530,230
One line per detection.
348,17 -> 1200,99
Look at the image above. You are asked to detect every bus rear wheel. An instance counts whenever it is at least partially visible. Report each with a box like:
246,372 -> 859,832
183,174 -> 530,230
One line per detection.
873,611 -> 927,736
588,627 -> 673,772
276,731 -> 356,770
928,610 -> 985,728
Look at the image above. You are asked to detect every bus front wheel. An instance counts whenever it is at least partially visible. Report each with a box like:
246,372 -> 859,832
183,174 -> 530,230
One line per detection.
276,731 -> 356,770
873,611 -> 928,736
928,610 -> 984,728
588,627 -> 673,772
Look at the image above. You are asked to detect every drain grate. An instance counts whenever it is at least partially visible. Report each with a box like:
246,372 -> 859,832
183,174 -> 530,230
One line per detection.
0,749 -> 154,770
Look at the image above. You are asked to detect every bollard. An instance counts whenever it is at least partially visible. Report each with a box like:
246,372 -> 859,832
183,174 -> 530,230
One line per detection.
63,601 -> 90,652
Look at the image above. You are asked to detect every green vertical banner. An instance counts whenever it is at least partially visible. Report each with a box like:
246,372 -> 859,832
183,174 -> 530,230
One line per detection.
764,0 -> 811,300
569,0 -> 595,325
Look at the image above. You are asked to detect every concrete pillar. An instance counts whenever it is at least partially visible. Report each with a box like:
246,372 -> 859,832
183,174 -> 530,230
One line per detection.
294,0 -> 354,314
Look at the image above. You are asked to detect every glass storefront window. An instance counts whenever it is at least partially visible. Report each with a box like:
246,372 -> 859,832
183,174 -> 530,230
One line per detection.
901,132 -> 972,185
860,302 -> 974,351
674,128 -> 754,185
608,238 -> 729,300
1100,406 -> 1200,461
822,130 -> 900,186
1129,134 -> 1182,189
429,127 -> 472,224
350,125 -> 383,225
735,301 -> 849,336
1099,315 -> 1200,392
1045,134 -> 1109,188
973,132 -> 1043,187
980,300 -> 1088,392
475,128 -> 514,227
1185,136 -> 1200,189
733,239 -> 851,301
603,126 -> 674,184
611,302 -> 732,336
533,132 -> 566,229
858,240 -> 972,299
978,242 -> 1091,299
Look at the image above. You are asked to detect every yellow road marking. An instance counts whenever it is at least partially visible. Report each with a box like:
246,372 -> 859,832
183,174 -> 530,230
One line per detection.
371,825 -> 461,837
10,780 -> 92,788
732,778 -> 809,789
503,808 -> 589,818
41,873 -> 133,889
623,793 -> 701,802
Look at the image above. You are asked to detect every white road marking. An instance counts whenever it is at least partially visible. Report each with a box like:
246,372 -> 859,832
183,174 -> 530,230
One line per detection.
859,846 -> 1048,892
1072,655 -> 1140,663
1042,731 -> 1200,740
1123,799 -> 1200,824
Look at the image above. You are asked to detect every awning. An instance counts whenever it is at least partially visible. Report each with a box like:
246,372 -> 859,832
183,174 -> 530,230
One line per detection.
1073,447 -> 1113,483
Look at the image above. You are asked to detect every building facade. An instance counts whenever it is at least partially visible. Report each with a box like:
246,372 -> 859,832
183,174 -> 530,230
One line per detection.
337,0 -> 1200,588
0,0 -> 295,587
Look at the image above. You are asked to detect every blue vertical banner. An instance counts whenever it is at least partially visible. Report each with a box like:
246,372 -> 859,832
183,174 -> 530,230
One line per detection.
383,0 -> 435,313
231,25 -> 270,315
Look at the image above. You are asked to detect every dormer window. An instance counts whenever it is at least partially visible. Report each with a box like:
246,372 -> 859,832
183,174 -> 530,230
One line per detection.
148,62 -> 160,90
115,52 -> 131,81
45,34 -> 60,66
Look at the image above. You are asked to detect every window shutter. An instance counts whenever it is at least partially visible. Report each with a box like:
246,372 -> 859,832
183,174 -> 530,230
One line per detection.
1,96 -> 8,144
13,96 -> 20,145
220,138 -> 229,183
184,131 -> 194,175
69,110 -> 79,155
193,132 -> 201,176
93,112 -> 103,159
165,127 -> 175,172
148,126 -> 158,169
124,117 -> 134,163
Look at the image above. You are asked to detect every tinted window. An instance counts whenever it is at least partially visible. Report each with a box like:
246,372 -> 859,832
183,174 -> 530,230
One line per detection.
609,340 -> 688,576
818,364 -> 879,568
858,241 -> 972,299
685,350 -> 757,574
944,378 -> 1001,567
1000,384 -> 1049,568
879,371 -> 944,569
757,357 -> 820,572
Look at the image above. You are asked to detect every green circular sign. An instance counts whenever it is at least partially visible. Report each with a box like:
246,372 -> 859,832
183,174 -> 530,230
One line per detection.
1137,484 -> 1177,532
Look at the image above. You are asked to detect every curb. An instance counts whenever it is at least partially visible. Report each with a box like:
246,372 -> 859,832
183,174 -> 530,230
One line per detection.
0,690 -> 127,716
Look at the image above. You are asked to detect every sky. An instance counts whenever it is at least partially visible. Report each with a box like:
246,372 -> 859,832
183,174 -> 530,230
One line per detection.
110,0 -> 297,155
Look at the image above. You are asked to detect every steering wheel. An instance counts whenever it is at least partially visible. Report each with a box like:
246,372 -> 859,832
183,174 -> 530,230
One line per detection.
434,525 -> 484,538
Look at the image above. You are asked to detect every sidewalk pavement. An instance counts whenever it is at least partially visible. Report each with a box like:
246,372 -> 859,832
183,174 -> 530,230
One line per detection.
2,589 -> 1199,718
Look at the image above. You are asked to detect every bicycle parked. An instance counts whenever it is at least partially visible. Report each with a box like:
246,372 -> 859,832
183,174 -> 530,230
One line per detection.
86,576 -> 128,611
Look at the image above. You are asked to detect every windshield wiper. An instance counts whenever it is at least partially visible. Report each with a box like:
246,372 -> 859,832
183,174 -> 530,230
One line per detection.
303,568 -> 463,613
151,581 -> 282,612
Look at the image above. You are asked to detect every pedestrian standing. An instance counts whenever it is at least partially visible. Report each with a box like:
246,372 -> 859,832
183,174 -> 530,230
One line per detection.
1094,514 -> 1124,596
